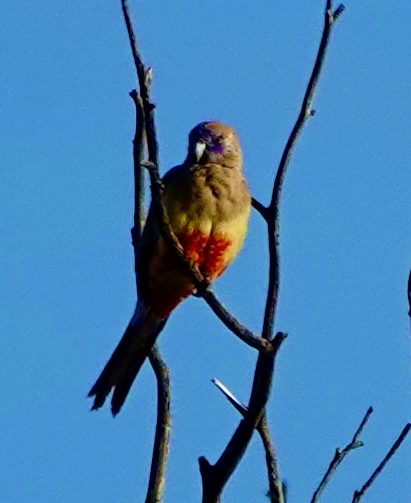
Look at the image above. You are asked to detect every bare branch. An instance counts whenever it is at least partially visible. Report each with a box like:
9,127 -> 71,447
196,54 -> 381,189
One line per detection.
199,332 -> 287,503
212,379 -> 285,503
129,90 -> 145,291
122,5 -> 171,500
351,423 -> 411,503
263,1 -> 345,341
310,407 -> 373,503
199,1 -> 343,500
259,416 -> 285,503
121,0 -> 158,166
145,346 -> 171,503
407,269 -> 411,317
199,290 -> 273,353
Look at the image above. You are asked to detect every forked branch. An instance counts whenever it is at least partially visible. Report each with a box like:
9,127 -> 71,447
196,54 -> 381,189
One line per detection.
212,378 -> 284,503
310,407 -> 373,503
199,332 -> 286,503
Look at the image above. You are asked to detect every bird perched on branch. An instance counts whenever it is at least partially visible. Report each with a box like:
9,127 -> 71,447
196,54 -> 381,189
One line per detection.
88,121 -> 251,415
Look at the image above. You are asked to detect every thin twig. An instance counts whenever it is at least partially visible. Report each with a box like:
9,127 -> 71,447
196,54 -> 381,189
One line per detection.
121,0 -> 158,166
351,423 -> 411,503
407,269 -> 411,317
310,407 -> 373,503
212,379 -> 284,503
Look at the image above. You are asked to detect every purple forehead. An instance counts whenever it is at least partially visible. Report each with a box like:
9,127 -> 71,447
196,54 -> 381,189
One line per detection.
189,121 -> 226,144
190,122 -> 213,138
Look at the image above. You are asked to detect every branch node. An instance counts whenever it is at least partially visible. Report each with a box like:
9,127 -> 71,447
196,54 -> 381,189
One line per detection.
252,197 -> 269,221
310,407 -> 373,503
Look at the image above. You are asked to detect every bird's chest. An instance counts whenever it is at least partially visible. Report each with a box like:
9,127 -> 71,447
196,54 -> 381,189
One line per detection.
162,166 -> 247,279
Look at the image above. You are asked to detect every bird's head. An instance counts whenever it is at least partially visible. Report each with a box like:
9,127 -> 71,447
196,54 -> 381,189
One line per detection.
186,121 -> 243,169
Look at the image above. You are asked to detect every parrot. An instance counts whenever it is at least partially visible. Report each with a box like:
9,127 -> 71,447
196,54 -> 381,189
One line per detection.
88,121 -> 251,415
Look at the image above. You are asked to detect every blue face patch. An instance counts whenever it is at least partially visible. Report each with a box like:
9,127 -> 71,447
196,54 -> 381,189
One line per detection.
209,140 -> 224,154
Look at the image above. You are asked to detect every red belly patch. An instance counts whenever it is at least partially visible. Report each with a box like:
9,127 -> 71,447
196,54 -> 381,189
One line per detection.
149,230 -> 233,319
178,230 -> 232,279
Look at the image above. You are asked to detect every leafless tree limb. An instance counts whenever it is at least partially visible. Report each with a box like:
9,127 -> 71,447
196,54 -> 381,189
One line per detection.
129,90 -> 145,285
199,290 -> 273,353
122,5 -> 171,500
310,407 -> 373,503
407,269 -> 411,317
199,332 -> 286,503
145,347 -> 171,503
198,1 -> 344,500
351,423 -> 411,503
263,0 -> 345,341
212,379 -> 285,503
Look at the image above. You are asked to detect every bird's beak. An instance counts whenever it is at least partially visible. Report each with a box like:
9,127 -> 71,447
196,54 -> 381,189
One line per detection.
194,141 -> 206,162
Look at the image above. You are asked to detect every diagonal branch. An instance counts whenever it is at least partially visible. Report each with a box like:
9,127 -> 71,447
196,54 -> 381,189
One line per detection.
200,290 -> 273,353
199,332 -> 286,503
351,423 -> 411,503
310,407 -> 373,503
212,379 -> 285,503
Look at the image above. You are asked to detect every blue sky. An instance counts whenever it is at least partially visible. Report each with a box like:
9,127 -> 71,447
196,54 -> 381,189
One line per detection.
1,1 -> 410,502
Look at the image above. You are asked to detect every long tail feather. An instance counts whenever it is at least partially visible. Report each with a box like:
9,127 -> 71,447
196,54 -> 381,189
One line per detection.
88,301 -> 163,414
111,318 -> 168,415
